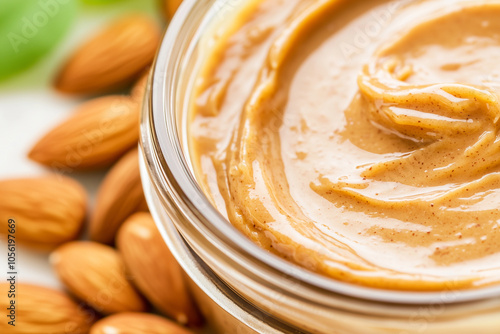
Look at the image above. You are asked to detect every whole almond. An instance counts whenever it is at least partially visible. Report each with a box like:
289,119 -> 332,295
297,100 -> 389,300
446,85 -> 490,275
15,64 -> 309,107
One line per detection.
117,212 -> 203,326
0,283 -> 94,334
29,96 -> 139,170
90,149 -> 148,244
90,312 -> 193,334
0,176 -> 86,247
162,0 -> 183,20
55,15 -> 161,95
131,69 -> 150,106
51,241 -> 147,314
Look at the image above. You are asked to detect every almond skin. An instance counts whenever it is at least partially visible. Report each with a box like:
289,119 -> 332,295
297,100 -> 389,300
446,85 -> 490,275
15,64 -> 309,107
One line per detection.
90,149 -> 148,244
117,213 -> 203,326
55,15 -> 161,95
0,283 -> 95,334
90,312 -> 194,334
29,96 -> 139,171
51,241 -> 147,315
131,69 -> 150,106
0,176 -> 87,247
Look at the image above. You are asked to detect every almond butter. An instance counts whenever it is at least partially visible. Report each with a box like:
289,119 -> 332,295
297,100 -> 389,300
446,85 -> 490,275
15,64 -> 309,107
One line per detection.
0,176 -> 87,247
51,241 -> 147,314
0,283 -> 94,334
162,0 -> 183,20
29,96 -> 139,170
117,212 -> 203,326
90,149 -> 148,244
55,15 -> 161,95
90,312 -> 194,334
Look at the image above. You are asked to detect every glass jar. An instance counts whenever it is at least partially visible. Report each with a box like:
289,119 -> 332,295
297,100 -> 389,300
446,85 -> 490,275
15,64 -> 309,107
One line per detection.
139,0 -> 500,332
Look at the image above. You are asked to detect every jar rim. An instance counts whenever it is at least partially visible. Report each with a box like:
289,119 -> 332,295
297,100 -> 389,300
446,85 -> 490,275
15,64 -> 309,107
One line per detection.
143,0 -> 500,306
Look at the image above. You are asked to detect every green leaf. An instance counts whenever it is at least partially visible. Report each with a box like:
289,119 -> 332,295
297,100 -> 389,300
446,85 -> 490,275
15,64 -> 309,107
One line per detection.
0,0 -> 78,81
81,0 -> 125,5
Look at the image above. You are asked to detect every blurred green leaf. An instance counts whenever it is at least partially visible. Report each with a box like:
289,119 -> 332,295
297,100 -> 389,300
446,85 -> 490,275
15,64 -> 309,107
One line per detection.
0,0 -> 77,81
81,0 -> 125,5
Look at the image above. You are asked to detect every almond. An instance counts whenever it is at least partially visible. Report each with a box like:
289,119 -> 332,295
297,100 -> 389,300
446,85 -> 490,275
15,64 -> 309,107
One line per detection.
0,283 -> 94,334
162,0 -> 183,20
90,312 -> 194,334
117,213 -> 203,326
0,176 -> 87,247
51,241 -> 147,314
29,96 -> 139,170
131,69 -> 150,106
55,15 -> 161,95
90,149 -> 148,244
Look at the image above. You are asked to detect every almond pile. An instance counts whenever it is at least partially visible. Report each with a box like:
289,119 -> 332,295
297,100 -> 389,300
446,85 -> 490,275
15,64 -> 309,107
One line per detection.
0,1 -> 205,333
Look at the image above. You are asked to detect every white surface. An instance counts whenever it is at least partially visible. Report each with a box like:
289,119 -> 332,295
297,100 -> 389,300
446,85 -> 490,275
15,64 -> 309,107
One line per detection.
0,1 -> 160,290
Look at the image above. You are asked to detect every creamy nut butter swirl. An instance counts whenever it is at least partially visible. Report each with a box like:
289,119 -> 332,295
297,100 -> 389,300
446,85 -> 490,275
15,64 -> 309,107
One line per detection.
189,0 -> 500,290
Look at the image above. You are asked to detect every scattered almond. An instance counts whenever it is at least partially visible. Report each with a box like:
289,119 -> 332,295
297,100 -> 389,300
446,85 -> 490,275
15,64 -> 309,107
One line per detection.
90,149 -> 148,244
90,312 -> 194,334
131,69 -> 150,106
29,96 -> 139,170
0,176 -> 87,247
55,15 -> 161,95
0,283 -> 94,334
162,0 -> 183,20
117,212 -> 203,326
51,241 -> 147,314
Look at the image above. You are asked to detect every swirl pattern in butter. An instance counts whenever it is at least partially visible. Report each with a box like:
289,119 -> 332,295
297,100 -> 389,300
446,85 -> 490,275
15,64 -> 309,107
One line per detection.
190,0 -> 500,290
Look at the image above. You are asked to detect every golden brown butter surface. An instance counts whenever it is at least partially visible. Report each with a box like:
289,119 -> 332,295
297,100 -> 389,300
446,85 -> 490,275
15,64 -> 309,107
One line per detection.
189,0 -> 500,290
